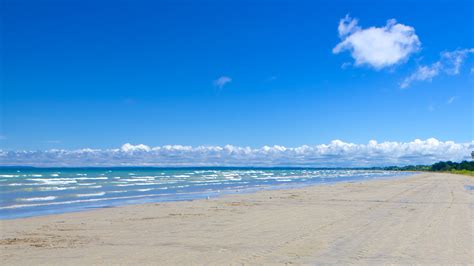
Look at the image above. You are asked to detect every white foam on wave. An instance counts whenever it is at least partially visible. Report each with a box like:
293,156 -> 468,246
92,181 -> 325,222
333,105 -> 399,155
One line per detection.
108,190 -> 127,194
121,176 -> 156,182
116,181 -> 169,187
254,175 -> 296,180
38,186 -> 77,191
222,173 -> 238,177
17,196 -> 57,202
0,174 -> 19,178
76,192 -> 106,197
136,188 -> 153,192
77,183 -> 96,186
30,174 -> 43,177
1,185 -> 284,210
172,185 -> 189,188
224,176 -> 242,181
50,174 -> 60,177
189,180 -> 223,183
0,193 -> 162,210
28,178 -> 77,185
116,183 -> 138,187
75,177 -> 108,180
173,175 -> 190,178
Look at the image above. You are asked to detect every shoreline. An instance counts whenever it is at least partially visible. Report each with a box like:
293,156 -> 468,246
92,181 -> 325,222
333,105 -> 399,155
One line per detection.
1,171 -> 415,221
0,170 -> 414,220
1,172 -> 473,264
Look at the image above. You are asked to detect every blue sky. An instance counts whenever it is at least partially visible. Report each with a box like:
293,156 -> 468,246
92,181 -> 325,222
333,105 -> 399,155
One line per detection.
1,0 -> 473,164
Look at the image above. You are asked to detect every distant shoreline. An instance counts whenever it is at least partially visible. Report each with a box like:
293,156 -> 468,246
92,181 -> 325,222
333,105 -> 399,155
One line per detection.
0,165 -> 400,170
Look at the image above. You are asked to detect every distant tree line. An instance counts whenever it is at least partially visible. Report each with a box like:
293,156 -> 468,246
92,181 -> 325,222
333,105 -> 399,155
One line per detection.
384,160 -> 474,172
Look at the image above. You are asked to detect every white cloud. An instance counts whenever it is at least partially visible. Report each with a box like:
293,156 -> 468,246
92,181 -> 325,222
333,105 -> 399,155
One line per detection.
341,62 -> 352,69
213,76 -> 232,89
337,14 -> 360,38
333,16 -> 420,69
400,63 -> 442,88
401,48 -> 474,88
121,143 -> 151,152
1,139 -> 472,167
447,96 -> 456,104
441,49 -> 474,74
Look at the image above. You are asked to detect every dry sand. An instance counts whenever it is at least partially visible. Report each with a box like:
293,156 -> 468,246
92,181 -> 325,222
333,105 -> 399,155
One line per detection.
1,172 -> 473,265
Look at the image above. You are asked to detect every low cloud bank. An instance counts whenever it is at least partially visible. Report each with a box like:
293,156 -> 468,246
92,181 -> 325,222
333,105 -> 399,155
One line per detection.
1,138 -> 472,167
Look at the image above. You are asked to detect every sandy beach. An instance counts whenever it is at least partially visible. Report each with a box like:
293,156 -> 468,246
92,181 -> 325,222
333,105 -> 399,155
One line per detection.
1,172 -> 473,264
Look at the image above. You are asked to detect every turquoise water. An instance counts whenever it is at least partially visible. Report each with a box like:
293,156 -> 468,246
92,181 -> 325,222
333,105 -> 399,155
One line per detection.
0,168 -> 414,219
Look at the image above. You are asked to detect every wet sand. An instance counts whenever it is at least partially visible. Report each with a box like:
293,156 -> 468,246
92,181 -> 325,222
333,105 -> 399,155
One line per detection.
1,172 -> 473,264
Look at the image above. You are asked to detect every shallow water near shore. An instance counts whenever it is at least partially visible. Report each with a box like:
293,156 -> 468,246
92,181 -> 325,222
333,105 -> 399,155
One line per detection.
0,168 -> 415,219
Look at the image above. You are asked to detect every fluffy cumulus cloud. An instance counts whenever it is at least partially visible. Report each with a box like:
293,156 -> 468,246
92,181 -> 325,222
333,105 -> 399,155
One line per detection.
213,76 -> 232,89
401,48 -> 474,88
333,15 -> 420,69
1,139 -> 472,167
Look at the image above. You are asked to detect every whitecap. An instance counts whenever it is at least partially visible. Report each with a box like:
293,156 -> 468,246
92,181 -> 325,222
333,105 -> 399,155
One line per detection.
76,192 -> 106,197
121,177 -> 155,182
38,186 -> 77,191
173,175 -> 190,178
28,178 -> 77,185
116,182 -> 168,187
172,185 -> 189,188
75,177 -> 108,180
108,190 -> 127,194
136,188 -> 153,192
17,196 -> 57,202
0,174 -> 19,178
77,183 -> 96,186
116,183 -> 137,187
0,194 -> 162,210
